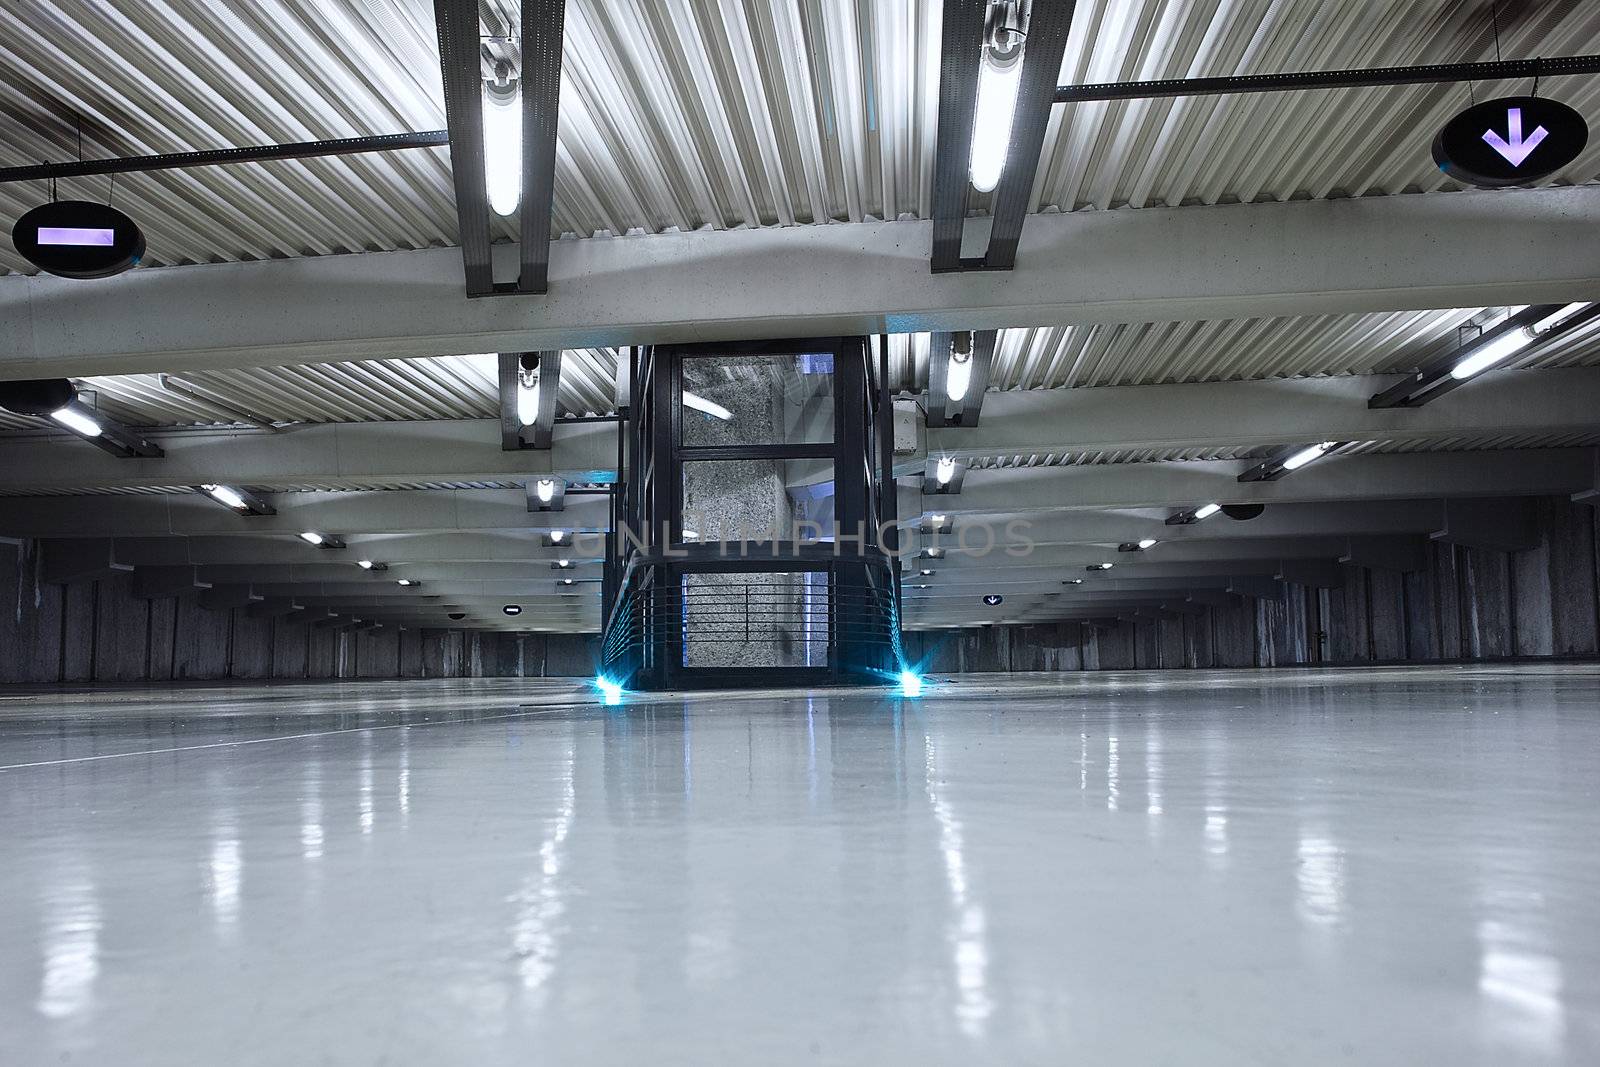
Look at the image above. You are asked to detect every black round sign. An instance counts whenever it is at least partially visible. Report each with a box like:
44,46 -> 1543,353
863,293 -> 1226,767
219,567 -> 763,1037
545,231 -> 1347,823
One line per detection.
982,594 -> 1003,607
12,200 -> 145,278
1433,96 -> 1588,189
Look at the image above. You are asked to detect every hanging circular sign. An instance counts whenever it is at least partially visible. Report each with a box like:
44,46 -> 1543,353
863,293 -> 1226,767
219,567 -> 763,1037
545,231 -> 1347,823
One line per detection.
1432,96 -> 1588,189
12,200 -> 145,278
982,594 -> 1003,607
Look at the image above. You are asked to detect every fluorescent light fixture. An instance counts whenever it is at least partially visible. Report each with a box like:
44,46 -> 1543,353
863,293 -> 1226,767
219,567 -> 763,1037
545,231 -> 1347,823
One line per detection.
503,604 -> 523,617
556,559 -> 572,569
681,528 -> 700,541
38,227 -> 115,247
1063,578 -> 1084,585
482,78 -> 521,217
947,334 -> 972,404
49,406 -> 103,437
935,457 -> 957,485
683,391 -> 734,421
202,484 -> 249,511
535,478 -> 556,503
516,374 -> 540,427
1194,503 -> 1222,520
299,531 -> 325,546
595,675 -> 623,706
560,578 -> 574,586
969,40 -> 1023,193
919,568 -> 935,576
1530,302 -> 1589,334
929,513 -> 947,524
357,560 -> 375,570
549,530 -> 566,543
396,579 -> 417,587
1282,442 -> 1336,470
1138,538 -> 1158,550
898,670 -> 924,698
1088,563 -> 1114,571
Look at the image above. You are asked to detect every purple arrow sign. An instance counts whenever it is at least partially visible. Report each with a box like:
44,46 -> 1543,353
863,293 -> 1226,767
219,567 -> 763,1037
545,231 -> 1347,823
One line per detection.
1482,107 -> 1549,167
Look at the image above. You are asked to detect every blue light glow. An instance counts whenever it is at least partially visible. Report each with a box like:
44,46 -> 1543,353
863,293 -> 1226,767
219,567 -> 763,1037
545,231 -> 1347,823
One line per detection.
595,675 -> 623,705
898,670 -> 924,698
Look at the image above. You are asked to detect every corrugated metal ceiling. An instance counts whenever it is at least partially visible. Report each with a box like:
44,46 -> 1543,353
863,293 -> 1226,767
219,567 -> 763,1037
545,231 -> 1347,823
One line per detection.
3,1 -> 1598,277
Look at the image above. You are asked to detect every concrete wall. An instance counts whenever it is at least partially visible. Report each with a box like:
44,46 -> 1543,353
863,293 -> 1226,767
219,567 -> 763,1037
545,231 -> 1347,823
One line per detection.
903,496 -> 1600,673
5,496 -> 1597,684
0,541 -> 598,683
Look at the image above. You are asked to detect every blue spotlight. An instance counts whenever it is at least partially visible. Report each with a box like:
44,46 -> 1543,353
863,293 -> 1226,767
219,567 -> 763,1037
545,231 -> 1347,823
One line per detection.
595,675 -> 623,705
898,670 -> 924,698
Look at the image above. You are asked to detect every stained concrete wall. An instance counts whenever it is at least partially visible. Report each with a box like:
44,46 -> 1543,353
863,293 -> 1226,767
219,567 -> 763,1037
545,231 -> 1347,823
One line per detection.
0,541 -> 598,683
903,496 -> 1600,673
6,497 -> 1598,683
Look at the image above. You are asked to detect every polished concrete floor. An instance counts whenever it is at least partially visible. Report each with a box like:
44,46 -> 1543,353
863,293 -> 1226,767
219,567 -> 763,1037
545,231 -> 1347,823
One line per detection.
2,664 -> 1598,1065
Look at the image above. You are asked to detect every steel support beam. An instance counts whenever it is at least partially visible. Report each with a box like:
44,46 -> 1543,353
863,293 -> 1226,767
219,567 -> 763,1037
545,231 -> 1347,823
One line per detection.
0,131 -> 450,184
13,158 -> 1598,384
517,0 -> 566,294
983,1 -> 1076,270
60,533 -> 597,567
433,0 -> 494,295
1053,53 -> 1600,104
929,0 -> 987,272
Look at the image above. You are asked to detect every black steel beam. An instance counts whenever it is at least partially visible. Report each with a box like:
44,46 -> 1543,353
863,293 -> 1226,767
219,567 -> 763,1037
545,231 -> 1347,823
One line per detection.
433,0 -> 495,295
0,131 -> 449,184
984,1 -> 1076,270
1054,54 -> 1600,104
930,0 -> 988,273
517,0 -> 567,294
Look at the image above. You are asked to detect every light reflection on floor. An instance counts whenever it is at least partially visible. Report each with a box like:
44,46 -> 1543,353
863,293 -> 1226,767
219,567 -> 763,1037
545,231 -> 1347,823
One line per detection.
1,665 -> 1598,1064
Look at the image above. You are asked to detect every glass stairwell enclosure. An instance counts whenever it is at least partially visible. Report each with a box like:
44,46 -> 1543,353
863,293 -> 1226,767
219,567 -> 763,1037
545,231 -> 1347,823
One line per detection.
601,338 -> 902,690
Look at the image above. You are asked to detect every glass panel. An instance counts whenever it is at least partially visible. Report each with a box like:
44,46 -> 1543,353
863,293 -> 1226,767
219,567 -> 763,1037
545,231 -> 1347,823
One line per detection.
681,571 -> 829,668
680,459 -> 835,545
680,353 -> 834,447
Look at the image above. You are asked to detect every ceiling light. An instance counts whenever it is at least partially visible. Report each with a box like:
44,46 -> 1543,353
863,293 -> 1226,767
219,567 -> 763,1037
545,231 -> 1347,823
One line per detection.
1446,306 -> 1585,380
556,559 -> 572,569
517,369 -> 540,427
482,72 -> 521,217
1087,563 -> 1114,571
1139,538 -> 1158,550
535,478 -> 557,503
683,391 -> 734,420
396,579 -> 418,587
549,530 -> 566,543
947,332 -> 974,402
357,560 -> 375,570
935,457 -> 957,485
560,578 -> 574,586
503,604 -> 523,617
929,513 -> 947,524
1282,442 -> 1336,471
969,10 -> 1025,194
919,568 -> 935,576
1063,578 -> 1084,585
50,406 -> 103,437
1194,503 -> 1222,520
299,531 -> 325,546
681,528 -> 700,541
201,484 -> 248,510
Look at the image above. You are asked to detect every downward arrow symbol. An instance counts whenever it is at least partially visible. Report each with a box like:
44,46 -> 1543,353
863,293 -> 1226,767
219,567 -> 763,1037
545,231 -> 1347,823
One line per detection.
1483,107 -> 1550,167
